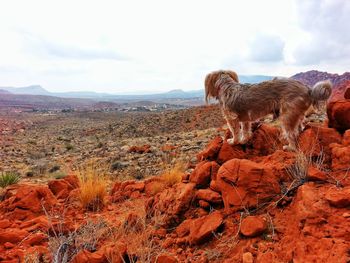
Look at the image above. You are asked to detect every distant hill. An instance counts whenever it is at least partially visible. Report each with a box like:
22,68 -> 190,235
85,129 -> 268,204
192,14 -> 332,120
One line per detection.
291,70 -> 350,101
0,93 -> 96,110
0,89 -> 11,94
0,74 -> 274,101
1,85 -> 51,96
291,70 -> 350,87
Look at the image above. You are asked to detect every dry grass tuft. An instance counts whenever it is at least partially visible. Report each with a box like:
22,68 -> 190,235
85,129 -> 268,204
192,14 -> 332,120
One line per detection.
76,160 -> 108,211
148,180 -> 166,196
109,206 -> 166,263
160,161 -> 185,187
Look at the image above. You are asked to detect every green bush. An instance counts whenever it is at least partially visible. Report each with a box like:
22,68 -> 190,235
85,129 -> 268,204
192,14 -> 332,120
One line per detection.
0,171 -> 20,188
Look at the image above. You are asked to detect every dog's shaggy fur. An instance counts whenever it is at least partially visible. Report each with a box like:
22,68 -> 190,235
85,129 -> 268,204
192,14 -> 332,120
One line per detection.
205,70 -> 332,150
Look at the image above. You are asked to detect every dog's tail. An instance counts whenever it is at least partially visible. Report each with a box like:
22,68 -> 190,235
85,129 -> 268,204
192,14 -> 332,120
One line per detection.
310,80 -> 332,109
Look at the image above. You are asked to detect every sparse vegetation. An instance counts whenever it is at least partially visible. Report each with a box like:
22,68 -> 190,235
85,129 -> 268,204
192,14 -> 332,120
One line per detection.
160,161 -> 185,187
65,143 -> 74,151
47,217 -> 108,263
51,171 -> 67,179
76,161 -> 108,211
0,171 -> 20,188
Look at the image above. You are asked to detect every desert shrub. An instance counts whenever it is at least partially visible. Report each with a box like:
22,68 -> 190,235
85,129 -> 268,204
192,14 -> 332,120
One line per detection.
148,180 -> 166,196
52,171 -> 67,179
49,165 -> 60,173
65,143 -> 74,151
47,217 -> 108,263
161,161 -> 185,187
110,206 -> 165,263
76,161 -> 108,211
0,171 -> 20,188
25,171 -> 34,177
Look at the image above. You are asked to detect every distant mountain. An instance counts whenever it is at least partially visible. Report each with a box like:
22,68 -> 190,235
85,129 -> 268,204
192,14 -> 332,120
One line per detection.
0,93 -> 96,110
291,70 -> 350,87
0,74 -> 275,101
291,70 -> 350,102
1,85 -> 51,96
0,89 -> 11,94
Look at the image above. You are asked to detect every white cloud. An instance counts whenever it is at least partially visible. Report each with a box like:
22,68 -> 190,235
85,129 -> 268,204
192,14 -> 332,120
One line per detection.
248,33 -> 285,62
0,0 -> 347,93
293,0 -> 350,66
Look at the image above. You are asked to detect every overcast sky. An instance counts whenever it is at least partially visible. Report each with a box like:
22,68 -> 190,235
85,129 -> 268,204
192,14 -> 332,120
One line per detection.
0,0 -> 349,93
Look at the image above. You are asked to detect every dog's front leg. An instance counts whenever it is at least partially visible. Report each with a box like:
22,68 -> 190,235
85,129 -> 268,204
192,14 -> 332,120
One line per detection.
223,110 -> 240,145
240,121 -> 252,144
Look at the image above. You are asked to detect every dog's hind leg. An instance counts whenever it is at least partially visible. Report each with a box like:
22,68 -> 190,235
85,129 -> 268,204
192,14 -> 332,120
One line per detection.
223,110 -> 240,145
240,121 -> 252,144
280,111 -> 302,151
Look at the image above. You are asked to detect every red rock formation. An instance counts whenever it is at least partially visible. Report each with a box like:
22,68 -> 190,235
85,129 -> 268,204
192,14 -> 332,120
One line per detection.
189,161 -> 220,188
128,144 -> 151,153
240,216 -> 267,237
1,110 -> 350,262
214,159 -> 280,211
196,136 -> 223,161
327,100 -> 350,133
188,211 -> 223,245
291,70 -> 350,88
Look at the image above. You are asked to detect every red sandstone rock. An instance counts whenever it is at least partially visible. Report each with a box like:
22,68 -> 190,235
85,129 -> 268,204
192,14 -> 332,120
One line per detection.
23,232 -> 47,246
156,254 -> 178,263
128,144 -> 151,153
175,219 -> 192,238
0,219 -> 11,229
189,211 -> 223,245
124,182 -> 145,192
111,180 -> 145,202
71,249 -> 106,263
330,80 -> 350,102
331,144 -> 350,171
249,124 -> 282,156
0,229 -> 29,244
72,244 -> 128,263
240,216 -> 267,237
299,125 -> 342,161
327,100 -> 350,133
198,200 -> 210,209
344,88 -> 350,99
242,252 -> 254,263
342,130 -> 350,146
197,136 -> 223,161
325,187 -> 350,208
195,189 -> 223,205
146,183 -> 196,228
0,184 -> 58,220
259,150 -> 296,181
48,175 -> 79,199
307,166 -> 327,181
215,159 -> 280,210
217,141 -> 246,164
189,161 -> 220,188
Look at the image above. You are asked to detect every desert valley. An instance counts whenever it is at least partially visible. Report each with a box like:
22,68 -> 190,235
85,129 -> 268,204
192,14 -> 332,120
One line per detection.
0,70 -> 349,262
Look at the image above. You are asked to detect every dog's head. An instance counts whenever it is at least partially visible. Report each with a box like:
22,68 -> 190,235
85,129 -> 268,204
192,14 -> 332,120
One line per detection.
204,70 -> 239,103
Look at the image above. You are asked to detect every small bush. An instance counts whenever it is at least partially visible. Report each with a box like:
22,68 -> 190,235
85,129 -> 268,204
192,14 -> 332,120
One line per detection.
161,161 -> 185,187
148,180 -> 166,196
52,171 -> 67,179
49,165 -> 60,173
0,171 -> 20,188
77,162 -> 108,211
65,143 -> 74,151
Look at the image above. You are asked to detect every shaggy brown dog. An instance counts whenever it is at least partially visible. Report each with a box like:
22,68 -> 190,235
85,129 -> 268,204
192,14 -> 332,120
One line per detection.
205,70 -> 332,150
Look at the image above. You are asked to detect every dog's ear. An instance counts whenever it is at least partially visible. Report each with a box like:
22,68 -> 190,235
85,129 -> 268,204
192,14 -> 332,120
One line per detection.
204,72 -> 218,104
225,70 -> 239,83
